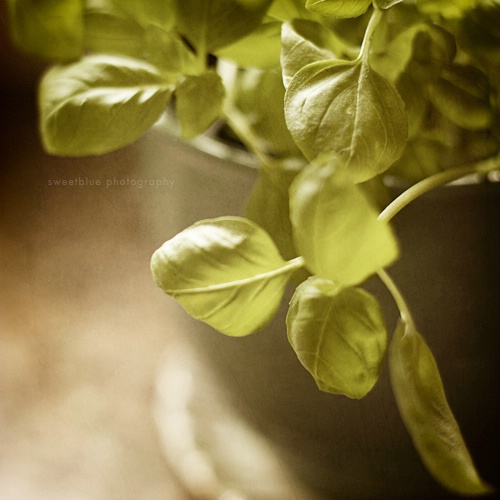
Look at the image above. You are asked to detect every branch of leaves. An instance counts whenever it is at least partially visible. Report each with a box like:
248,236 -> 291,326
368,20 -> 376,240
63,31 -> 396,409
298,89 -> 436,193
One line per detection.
21,0 -> 275,156
151,157 -> 492,495
151,158 -> 398,376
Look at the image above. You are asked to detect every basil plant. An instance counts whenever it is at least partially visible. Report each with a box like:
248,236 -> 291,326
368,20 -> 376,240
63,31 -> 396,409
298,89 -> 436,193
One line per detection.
7,0 -> 499,495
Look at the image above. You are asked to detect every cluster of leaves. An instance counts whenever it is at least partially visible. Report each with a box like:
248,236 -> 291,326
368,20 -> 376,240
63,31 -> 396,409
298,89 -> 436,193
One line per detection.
7,0 -> 499,496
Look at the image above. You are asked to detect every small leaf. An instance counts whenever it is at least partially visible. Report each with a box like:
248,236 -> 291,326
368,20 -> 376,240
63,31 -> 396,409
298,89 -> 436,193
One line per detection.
284,59 -> 408,182
388,137 -> 448,182
110,0 -> 176,30
176,71 -> 225,139
83,1 -> 146,57
428,65 -> 493,131
221,63 -> 301,159
216,21 -> 282,69
268,0 -> 316,21
6,0 -> 83,60
175,0 -> 273,54
416,0 -> 477,19
143,26 -> 199,76
290,159 -> 399,286
39,54 -> 173,156
374,0 -> 402,8
409,24 -> 457,83
389,321 -> 494,496
281,20 -> 339,89
370,23 -> 426,83
151,217 -> 303,337
305,0 -> 372,18
287,277 -> 387,398
246,162 -> 302,262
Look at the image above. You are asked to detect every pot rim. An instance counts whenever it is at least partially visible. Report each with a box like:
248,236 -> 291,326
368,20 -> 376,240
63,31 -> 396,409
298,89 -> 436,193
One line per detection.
155,114 -> 500,191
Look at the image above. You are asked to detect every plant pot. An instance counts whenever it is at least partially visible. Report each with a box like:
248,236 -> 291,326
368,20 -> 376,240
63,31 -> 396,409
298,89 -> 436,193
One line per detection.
147,123 -> 500,500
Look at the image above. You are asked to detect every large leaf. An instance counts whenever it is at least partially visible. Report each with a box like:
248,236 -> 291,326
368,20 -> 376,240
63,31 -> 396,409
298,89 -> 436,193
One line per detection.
290,159 -> 399,286
305,0 -> 372,18
6,0 -> 83,60
39,54 -> 173,156
389,320 -> 493,496
287,276 -> 387,398
174,0 -> 273,54
151,217 -> 303,337
176,71 -> 225,139
284,59 -> 408,182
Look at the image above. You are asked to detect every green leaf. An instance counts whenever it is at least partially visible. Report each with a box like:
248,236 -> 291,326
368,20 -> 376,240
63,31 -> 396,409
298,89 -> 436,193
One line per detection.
305,0 -> 372,18
281,20 -> 339,88
83,0 -> 146,57
396,70 -> 430,138
221,63 -> 301,159
268,0 -> 317,21
6,0 -> 83,60
388,137 -> 447,182
246,162 -> 302,262
370,23 -> 426,83
143,26 -> 199,77
216,21 -> 282,69
175,0 -> 273,54
408,24 -> 456,83
176,71 -> 226,139
427,65 -> 493,131
110,0 -> 176,29
389,320 -> 493,496
151,217 -> 303,337
458,3 -> 500,69
287,276 -> 387,398
374,0 -> 402,8
285,59 -> 408,182
416,0 -> 477,19
39,54 -> 173,156
290,159 -> 399,286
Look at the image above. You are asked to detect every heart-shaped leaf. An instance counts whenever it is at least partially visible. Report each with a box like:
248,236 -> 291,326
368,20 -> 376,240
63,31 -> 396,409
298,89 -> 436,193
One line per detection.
285,59 -> 408,182
287,276 -> 387,398
151,217 -> 303,337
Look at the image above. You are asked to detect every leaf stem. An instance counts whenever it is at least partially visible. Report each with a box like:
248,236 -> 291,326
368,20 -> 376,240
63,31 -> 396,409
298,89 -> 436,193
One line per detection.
378,156 -> 500,223
224,103 -> 277,168
166,256 -> 305,295
359,6 -> 383,64
377,269 -> 416,334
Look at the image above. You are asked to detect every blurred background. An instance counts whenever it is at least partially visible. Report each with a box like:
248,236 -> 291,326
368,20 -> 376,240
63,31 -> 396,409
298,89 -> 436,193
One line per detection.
0,8 -> 190,499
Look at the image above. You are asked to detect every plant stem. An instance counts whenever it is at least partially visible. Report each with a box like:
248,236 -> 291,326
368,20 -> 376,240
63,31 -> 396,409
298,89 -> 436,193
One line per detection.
378,156 -> 500,223
359,6 -> 383,64
377,269 -> 416,334
224,104 -> 276,168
